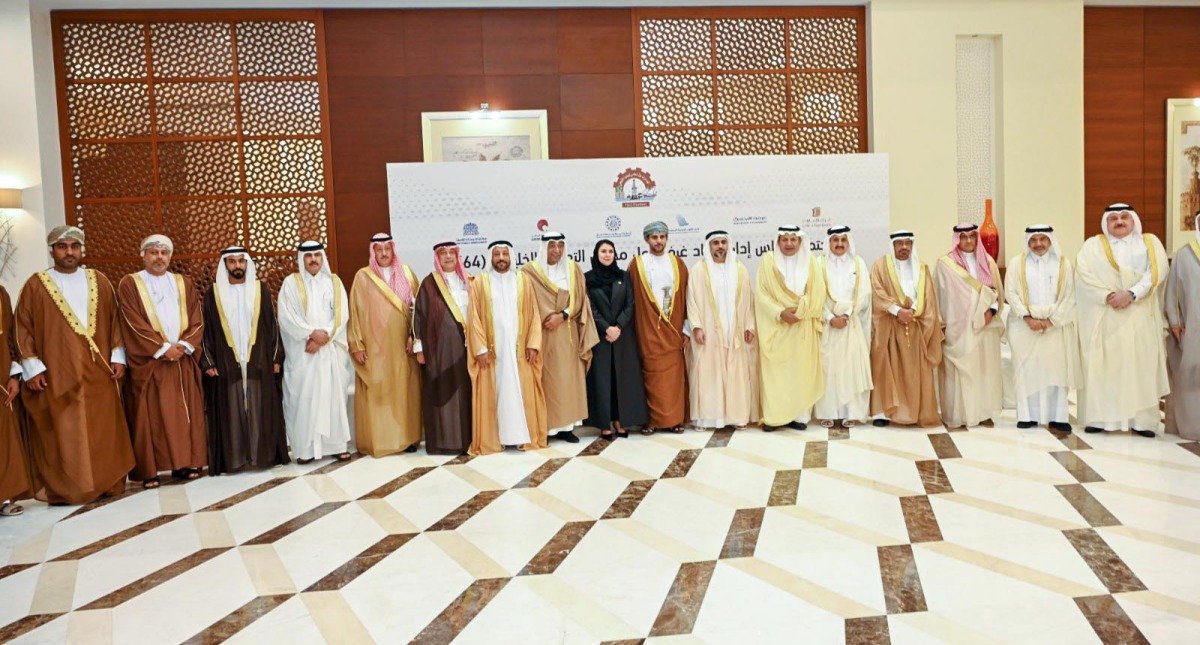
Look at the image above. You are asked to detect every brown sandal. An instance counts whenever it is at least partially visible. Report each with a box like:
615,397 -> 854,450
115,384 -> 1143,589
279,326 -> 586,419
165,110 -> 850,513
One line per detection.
336,452 -> 352,462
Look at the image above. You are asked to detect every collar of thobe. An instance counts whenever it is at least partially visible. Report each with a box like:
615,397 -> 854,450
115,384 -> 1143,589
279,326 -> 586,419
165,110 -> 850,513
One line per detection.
214,279 -> 262,365
131,271 -> 188,342
40,268 -> 99,343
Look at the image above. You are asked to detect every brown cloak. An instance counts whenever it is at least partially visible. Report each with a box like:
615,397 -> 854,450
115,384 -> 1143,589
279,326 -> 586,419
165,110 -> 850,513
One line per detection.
868,257 -> 943,426
627,254 -> 689,428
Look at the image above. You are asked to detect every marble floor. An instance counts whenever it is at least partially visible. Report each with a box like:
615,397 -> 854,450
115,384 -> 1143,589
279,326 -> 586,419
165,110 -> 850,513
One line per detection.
2,412 -> 1200,644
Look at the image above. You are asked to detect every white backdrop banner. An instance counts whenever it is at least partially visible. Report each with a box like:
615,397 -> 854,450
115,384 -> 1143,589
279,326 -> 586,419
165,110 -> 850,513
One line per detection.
387,154 -> 889,278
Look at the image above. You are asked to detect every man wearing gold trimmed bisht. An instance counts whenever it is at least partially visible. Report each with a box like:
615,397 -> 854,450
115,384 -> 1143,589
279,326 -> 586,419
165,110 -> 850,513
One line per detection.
201,246 -> 289,475
117,234 -> 207,488
1076,204 -> 1169,437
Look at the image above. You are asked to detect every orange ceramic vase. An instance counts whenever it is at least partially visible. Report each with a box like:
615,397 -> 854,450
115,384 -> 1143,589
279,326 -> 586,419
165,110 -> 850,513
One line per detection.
980,199 -> 1000,263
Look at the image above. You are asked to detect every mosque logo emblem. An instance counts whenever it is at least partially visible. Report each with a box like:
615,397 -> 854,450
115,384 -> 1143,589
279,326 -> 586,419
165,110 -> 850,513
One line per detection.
613,168 -> 657,208
463,222 -> 479,237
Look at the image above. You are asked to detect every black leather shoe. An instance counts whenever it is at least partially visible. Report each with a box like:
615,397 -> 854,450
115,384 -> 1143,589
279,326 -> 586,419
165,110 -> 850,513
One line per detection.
872,419 -> 891,427
1048,422 -> 1072,432
1084,426 -> 1104,434
762,425 -> 779,432
1132,429 -> 1156,438
787,421 -> 808,430
405,445 -> 419,453
556,431 -> 581,444
1017,421 -> 1037,429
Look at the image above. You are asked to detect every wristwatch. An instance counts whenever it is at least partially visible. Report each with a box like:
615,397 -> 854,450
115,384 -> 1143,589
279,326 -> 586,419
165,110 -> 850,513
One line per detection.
560,309 -> 569,320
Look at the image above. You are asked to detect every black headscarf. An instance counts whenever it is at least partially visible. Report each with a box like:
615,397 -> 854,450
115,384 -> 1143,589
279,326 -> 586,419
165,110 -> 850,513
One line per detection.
585,239 -> 622,292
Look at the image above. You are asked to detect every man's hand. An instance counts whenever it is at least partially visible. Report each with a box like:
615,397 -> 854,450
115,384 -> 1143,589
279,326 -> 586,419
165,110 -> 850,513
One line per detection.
898,308 -> 915,324
28,373 -> 47,391
526,348 -> 539,363
162,345 -> 185,361
984,310 -> 995,326
305,339 -> 320,354
781,308 -> 801,324
1172,327 -> 1185,344
605,326 -> 620,343
476,353 -> 492,368
274,363 -> 282,374
744,330 -> 755,344
310,329 -> 331,345
352,351 -> 368,365
205,368 -> 219,377
416,351 -> 425,365
543,313 -> 565,332
5,377 -> 19,405
1023,315 -> 1039,331
1106,291 -> 1135,310
406,337 -> 414,354
830,315 -> 849,330
693,328 -> 707,346
110,364 -> 125,380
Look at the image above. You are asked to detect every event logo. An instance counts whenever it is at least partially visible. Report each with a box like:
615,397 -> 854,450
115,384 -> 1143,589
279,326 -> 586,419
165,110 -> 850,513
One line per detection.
457,222 -> 487,246
733,215 -> 767,225
606,216 -> 621,232
613,168 -> 657,208
811,207 -> 822,219
676,215 -> 690,227
536,219 -> 550,232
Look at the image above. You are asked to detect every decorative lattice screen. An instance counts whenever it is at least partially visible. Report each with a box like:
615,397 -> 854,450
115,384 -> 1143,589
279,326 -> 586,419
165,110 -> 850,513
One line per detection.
634,9 -> 867,157
53,12 -> 335,295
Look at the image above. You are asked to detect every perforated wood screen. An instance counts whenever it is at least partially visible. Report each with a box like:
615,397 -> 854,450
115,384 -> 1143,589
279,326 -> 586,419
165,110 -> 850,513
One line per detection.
52,11 -> 336,295
633,8 -> 867,157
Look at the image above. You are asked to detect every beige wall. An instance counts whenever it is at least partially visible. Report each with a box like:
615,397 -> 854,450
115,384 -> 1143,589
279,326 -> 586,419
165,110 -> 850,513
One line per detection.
869,0 -> 1085,263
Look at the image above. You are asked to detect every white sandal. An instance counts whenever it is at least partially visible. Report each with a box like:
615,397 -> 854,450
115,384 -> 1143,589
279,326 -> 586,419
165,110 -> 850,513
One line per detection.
820,420 -> 835,428
843,420 -> 859,428
0,502 -> 24,517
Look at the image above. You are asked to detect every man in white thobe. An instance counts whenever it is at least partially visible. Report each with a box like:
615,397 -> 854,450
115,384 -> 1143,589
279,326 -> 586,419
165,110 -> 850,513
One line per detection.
1076,204 -> 1170,437
278,241 -> 353,462
815,225 -> 873,428
686,230 -> 758,430
1004,225 -> 1080,430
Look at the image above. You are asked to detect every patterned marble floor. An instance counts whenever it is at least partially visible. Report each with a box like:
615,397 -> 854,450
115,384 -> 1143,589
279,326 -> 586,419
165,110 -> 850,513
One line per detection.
2,411 -> 1200,644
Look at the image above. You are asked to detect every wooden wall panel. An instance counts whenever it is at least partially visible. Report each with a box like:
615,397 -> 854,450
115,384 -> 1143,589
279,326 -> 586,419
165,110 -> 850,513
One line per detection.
325,8 -> 637,277
1084,7 -> 1200,241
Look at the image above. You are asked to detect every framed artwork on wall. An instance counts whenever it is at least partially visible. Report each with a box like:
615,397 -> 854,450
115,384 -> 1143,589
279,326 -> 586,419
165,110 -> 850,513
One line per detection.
421,108 -> 549,163
1167,99 -> 1200,254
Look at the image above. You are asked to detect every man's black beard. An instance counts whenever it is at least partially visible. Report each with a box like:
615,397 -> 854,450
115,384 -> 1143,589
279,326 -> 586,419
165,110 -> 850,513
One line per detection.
230,270 -> 246,279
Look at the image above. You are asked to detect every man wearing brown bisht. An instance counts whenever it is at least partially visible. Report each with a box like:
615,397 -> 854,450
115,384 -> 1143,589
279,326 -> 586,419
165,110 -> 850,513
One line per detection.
201,246 -> 289,475
521,232 -> 598,443
16,225 -> 134,504
467,241 -> 547,455
414,241 -> 474,454
869,230 -> 943,427
349,233 -> 423,456
118,234 -> 207,488
627,220 -> 689,434
1,285 -> 31,517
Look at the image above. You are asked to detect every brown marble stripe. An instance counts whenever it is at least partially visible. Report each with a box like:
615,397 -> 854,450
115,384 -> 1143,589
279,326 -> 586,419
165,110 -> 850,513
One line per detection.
577,436 -> 613,457
63,483 -> 138,519
308,453 -> 362,475
900,496 -> 943,543
305,533 -> 418,592
1051,452 -> 1105,484
80,547 -> 232,610
927,433 -> 962,459
803,441 -> 829,469
828,426 -> 850,441
198,477 -> 291,512
648,561 -> 718,637
0,563 -> 36,581
767,470 -> 801,507
1056,484 -> 1120,528
1050,429 -> 1092,451
662,449 -> 702,478
444,453 -> 476,466
427,490 -> 505,532
242,502 -> 346,546
182,593 -> 294,644
513,458 -> 570,489
915,460 -> 953,495
519,521 -> 596,576
601,480 -> 656,520
410,577 -> 510,645
877,545 -> 928,614
1178,442 -> 1200,459
845,615 -> 891,644
359,466 -> 436,500
1063,529 -> 1146,593
720,508 -> 766,559
706,428 -> 736,448
52,514 -> 184,562
0,612 -> 63,642
1074,595 -> 1150,645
